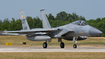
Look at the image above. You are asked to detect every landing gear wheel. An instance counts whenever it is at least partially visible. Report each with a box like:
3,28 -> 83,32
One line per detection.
43,42 -> 47,48
73,44 -> 77,48
60,42 -> 65,48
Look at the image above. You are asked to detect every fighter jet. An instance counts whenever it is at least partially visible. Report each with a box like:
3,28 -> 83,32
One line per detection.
2,9 -> 102,48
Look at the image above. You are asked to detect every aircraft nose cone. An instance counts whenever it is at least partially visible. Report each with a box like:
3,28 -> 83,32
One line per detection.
89,27 -> 102,37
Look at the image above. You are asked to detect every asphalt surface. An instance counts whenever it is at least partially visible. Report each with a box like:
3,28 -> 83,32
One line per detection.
0,46 -> 105,52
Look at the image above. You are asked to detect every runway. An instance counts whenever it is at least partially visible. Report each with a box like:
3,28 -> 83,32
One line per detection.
0,46 -> 105,52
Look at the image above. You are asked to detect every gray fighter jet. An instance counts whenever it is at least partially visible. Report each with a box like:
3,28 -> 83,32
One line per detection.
2,9 -> 102,48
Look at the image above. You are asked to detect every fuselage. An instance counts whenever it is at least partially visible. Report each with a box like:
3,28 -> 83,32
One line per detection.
55,20 -> 102,40
26,20 -> 102,41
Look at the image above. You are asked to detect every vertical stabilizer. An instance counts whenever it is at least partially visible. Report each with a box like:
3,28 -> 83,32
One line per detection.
20,10 -> 30,30
40,9 -> 51,29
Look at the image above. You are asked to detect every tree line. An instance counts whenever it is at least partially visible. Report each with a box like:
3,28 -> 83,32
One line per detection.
0,11 -> 105,36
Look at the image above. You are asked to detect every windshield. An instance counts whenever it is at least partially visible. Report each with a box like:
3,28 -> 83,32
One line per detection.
71,20 -> 88,26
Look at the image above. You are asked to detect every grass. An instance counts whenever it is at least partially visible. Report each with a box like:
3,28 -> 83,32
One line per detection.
0,36 -> 105,47
0,52 -> 105,59
0,36 -> 105,59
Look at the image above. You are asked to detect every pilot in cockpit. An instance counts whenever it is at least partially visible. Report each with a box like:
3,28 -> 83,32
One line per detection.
72,20 -> 88,26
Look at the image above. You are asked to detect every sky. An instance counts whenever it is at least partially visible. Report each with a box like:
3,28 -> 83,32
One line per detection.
0,0 -> 105,20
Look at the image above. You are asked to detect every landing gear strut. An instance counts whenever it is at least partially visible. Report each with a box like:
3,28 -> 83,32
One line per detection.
73,37 -> 78,48
60,42 -> 65,48
58,38 -> 65,48
43,42 -> 47,48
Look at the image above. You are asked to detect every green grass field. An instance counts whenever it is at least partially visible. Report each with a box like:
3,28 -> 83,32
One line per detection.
0,36 -> 105,47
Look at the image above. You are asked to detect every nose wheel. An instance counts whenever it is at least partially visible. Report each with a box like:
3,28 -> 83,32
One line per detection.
43,42 -> 47,48
73,44 -> 77,48
60,42 -> 65,48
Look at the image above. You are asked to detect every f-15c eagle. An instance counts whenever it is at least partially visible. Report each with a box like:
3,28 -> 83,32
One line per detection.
3,9 -> 102,48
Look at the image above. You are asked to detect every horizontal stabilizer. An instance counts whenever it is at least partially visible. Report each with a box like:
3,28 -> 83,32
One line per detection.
2,33 -> 26,36
2,33 -> 19,35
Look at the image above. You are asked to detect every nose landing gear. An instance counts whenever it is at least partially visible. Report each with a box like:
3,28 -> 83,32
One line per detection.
73,44 -> 77,48
73,37 -> 78,48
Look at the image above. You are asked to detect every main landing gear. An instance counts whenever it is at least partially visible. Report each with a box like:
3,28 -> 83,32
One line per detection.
43,39 -> 52,48
58,38 -> 78,48
43,37 -> 78,49
60,42 -> 65,48
43,42 -> 47,48
58,38 -> 65,48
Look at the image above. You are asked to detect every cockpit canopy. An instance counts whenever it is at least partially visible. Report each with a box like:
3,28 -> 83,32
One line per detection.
71,20 -> 88,26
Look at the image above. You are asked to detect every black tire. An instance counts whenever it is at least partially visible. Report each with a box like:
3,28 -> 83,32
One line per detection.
43,42 -> 47,48
60,42 -> 65,48
73,44 -> 77,48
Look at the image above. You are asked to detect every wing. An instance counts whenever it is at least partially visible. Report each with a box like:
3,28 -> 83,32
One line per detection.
2,28 -> 74,37
2,28 -> 62,36
54,28 -> 74,38
4,28 -> 60,33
